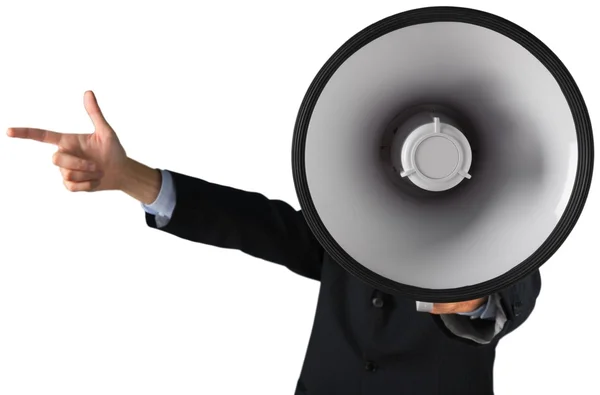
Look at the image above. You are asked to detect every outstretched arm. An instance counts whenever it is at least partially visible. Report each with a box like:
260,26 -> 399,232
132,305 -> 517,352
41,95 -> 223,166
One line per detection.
123,164 -> 325,281
6,90 -> 325,281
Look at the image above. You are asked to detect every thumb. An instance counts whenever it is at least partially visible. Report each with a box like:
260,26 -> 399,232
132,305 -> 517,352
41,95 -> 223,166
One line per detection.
84,90 -> 111,132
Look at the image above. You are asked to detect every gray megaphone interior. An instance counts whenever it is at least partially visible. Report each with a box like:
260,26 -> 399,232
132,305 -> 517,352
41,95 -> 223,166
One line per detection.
304,22 -> 578,289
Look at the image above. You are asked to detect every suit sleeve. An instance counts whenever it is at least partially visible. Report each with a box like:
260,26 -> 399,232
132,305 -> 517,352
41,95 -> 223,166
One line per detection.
432,268 -> 542,346
144,170 -> 325,281
496,268 -> 542,338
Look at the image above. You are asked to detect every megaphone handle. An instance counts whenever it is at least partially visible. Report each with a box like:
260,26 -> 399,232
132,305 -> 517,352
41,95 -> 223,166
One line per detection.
415,301 -> 434,313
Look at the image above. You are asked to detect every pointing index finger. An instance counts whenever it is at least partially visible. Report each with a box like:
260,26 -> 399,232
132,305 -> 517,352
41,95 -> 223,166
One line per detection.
7,127 -> 64,145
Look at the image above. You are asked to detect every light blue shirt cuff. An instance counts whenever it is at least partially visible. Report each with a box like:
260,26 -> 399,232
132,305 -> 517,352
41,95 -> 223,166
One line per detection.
457,295 -> 497,320
440,293 -> 506,344
141,169 -> 176,227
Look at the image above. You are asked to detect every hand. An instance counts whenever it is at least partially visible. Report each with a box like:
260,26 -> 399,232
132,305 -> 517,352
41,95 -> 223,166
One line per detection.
430,297 -> 488,314
7,90 -> 128,192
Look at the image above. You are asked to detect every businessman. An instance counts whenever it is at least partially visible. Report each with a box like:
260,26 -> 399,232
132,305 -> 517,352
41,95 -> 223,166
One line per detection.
7,91 -> 541,394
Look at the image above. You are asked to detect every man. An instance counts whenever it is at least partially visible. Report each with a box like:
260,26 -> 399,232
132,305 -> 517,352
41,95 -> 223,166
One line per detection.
7,91 -> 541,394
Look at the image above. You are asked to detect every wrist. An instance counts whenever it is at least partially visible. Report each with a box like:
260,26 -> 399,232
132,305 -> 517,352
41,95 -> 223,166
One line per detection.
118,157 -> 162,205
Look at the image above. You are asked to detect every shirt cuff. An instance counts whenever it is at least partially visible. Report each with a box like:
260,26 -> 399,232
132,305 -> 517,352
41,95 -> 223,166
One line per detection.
439,293 -> 507,344
457,295 -> 496,320
140,169 -> 176,228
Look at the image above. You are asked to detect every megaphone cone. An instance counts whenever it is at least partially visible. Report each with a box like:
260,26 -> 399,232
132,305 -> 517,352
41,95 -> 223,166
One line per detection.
292,6 -> 594,302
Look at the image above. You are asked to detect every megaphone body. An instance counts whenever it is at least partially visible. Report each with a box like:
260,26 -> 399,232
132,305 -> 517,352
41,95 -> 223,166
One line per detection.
292,6 -> 594,302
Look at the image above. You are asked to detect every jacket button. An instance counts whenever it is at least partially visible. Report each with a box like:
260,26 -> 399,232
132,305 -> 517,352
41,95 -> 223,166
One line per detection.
364,361 -> 377,372
372,297 -> 384,308
514,300 -> 523,316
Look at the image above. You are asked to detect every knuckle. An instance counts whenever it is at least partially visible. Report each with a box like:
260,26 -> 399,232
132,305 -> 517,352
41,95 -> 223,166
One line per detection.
63,170 -> 74,181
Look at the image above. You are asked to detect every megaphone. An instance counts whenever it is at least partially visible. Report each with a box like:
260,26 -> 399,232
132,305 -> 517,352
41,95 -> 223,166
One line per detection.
292,6 -> 594,302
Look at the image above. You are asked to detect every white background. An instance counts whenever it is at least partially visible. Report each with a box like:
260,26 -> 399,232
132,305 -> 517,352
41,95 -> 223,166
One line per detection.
0,1 -> 597,394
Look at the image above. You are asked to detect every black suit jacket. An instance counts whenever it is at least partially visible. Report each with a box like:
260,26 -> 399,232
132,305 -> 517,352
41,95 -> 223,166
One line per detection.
145,171 -> 541,395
